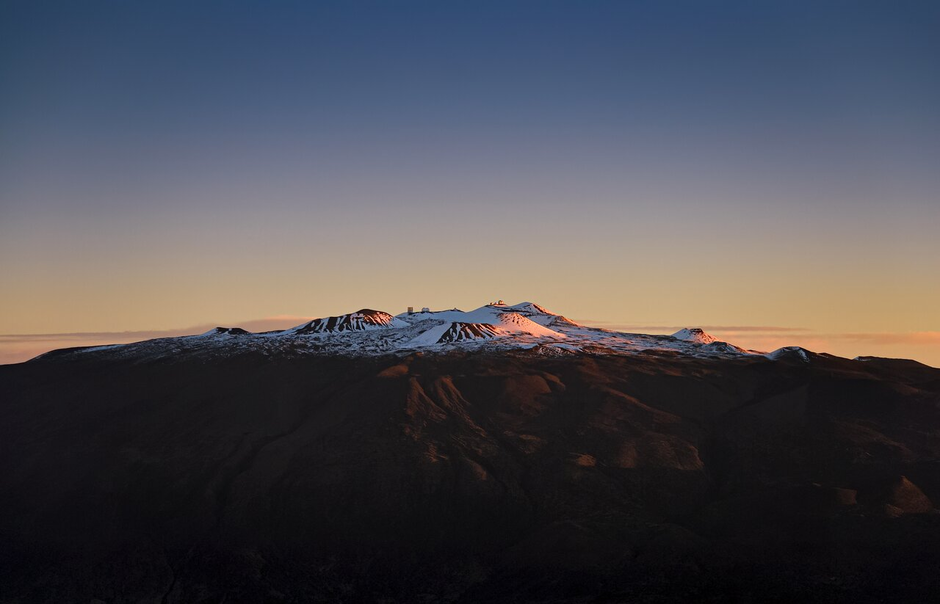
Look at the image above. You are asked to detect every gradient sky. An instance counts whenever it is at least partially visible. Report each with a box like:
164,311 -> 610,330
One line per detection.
1,0 -> 939,365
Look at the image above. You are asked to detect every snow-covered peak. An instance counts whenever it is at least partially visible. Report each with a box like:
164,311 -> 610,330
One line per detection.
493,301 -> 578,327
399,303 -> 566,346
502,301 -> 549,313
671,328 -> 718,345
289,309 -> 407,334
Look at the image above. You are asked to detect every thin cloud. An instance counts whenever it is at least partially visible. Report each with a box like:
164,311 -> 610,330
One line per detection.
702,326 -> 812,333
233,315 -> 312,332
824,331 -> 940,346
0,329 -> 212,344
0,316 -> 313,348
575,320 -> 810,334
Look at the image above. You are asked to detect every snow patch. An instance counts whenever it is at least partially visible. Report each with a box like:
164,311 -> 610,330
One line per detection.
671,328 -> 718,345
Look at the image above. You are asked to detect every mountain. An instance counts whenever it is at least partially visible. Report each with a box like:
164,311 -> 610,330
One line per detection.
2,301 -> 939,603
38,301 -> 755,362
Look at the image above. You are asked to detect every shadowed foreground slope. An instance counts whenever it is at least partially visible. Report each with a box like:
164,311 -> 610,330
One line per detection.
1,350 -> 939,602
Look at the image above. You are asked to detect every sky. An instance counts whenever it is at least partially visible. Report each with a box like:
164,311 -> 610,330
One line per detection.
1,0 -> 938,366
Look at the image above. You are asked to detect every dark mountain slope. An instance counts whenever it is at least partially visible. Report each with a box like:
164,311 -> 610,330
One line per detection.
1,350 -> 939,602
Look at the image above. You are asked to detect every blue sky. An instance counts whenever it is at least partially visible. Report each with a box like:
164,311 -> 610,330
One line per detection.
1,0 -> 938,364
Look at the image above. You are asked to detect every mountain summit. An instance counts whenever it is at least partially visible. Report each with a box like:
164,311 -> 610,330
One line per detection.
671,327 -> 719,344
